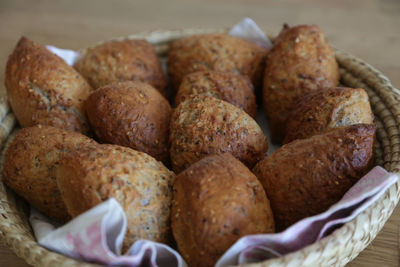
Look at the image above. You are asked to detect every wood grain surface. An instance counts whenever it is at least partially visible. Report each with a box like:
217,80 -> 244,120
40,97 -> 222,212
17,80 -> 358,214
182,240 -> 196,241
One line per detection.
0,0 -> 399,266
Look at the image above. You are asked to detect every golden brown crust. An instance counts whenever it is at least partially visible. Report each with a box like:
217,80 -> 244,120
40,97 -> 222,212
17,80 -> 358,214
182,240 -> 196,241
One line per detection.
2,125 -> 97,222
56,144 -> 175,248
172,153 -> 274,267
168,34 -> 267,91
263,24 -> 340,143
74,39 -> 167,96
169,95 -> 268,173
253,124 -> 376,230
5,37 -> 93,133
85,81 -> 171,163
175,71 -> 257,118
284,87 -> 374,143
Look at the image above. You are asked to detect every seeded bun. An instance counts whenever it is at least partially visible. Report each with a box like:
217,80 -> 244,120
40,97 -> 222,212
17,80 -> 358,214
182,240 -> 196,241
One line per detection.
5,37 -> 93,133
170,94 -> 268,173
263,24 -> 339,143
86,81 -> 171,163
175,71 -> 257,118
284,87 -> 374,143
168,34 -> 267,91
74,39 -> 167,96
2,125 -> 97,222
56,144 -> 175,248
253,124 -> 375,230
172,153 -> 275,267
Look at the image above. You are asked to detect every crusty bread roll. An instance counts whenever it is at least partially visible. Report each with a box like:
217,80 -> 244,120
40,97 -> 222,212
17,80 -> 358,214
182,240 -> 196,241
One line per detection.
175,71 -> 257,118
2,125 -> 97,222
284,87 -> 374,143
85,81 -> 171,163
172,153 -> 274,267
253,124 -> 376,230
170,95 -> 268,173
168,34 -> 267,91
263,24 -> 339,143
56,144 -> 175,248
5,37 -> 93,133
74,39 -> 167,96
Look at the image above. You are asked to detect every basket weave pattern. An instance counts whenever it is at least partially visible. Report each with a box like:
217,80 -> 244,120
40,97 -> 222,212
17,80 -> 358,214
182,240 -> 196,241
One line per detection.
0,29 -> 399,267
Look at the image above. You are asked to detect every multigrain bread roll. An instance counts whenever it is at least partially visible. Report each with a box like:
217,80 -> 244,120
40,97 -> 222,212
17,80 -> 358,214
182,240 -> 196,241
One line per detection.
263,24 -> 340,143
5,37 -> 93,133
284,87 -> 374,143
2,125 -> 97,222
172,153 -> 275,267
85,81 -> 171,163
170,95 -> 268,173
253,124 -> 376,230
74,39 -> 167,96
175,71 -> 257,118
168,34 -> 267,91
56,144 -> 175,248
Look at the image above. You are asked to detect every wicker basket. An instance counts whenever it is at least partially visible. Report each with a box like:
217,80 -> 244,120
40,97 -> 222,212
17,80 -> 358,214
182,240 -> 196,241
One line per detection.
0,29 -> 399,267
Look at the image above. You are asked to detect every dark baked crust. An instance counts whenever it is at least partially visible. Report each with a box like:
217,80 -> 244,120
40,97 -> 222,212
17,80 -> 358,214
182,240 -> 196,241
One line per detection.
253,124 -> 376,230
170,95 -> 268,173
175,71 -> 257,118
172,153 -> 274,267
263,24 -> 340,143
74,39 -> 167,96
284,87 -> 374,143
168,34 -> 267,91
56,144 -> 175,248
5,37 -> 93,133
85,81 -> 171,162
2,125 -> 97,222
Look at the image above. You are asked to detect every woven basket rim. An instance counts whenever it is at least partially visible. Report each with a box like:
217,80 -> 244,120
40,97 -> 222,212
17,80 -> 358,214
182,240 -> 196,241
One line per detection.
0,28 -> 399,267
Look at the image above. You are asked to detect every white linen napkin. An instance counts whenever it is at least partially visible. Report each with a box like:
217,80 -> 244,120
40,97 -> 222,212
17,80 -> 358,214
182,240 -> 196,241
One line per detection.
31,199 -> 186,267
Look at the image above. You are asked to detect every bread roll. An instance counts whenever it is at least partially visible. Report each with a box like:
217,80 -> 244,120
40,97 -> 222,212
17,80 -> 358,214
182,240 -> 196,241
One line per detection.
85,81 -> 171,163
74,39 -> 167,96
172,153 -> 274,267
263,24 -> 339,143
253,124 -> 375,230
284,87 -> 374,143
168,34 -> 267,91
56,144 -> 175,248
2,125 -> 97,222
175,71 -> 257,118
170,95 -> 268,173
5,37 -> 93,133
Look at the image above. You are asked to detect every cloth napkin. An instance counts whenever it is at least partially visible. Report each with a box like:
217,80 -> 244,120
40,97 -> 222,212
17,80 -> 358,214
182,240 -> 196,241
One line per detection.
30,199 -> 185,267
31,18 -> 399,267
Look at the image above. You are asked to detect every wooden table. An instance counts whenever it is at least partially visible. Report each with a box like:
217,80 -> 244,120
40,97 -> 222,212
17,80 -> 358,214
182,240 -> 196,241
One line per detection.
0,0 -> 399,266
